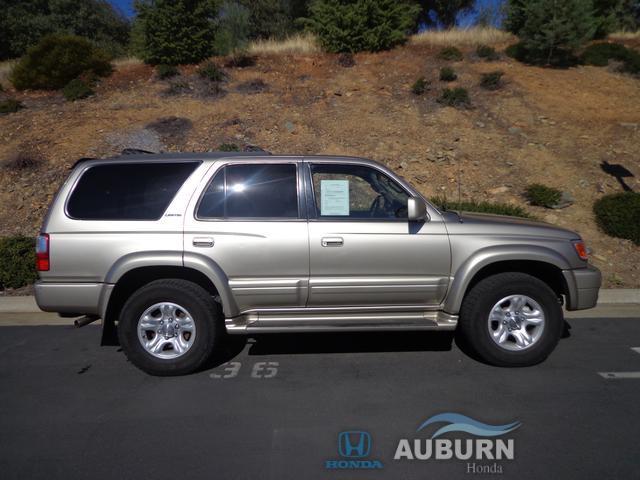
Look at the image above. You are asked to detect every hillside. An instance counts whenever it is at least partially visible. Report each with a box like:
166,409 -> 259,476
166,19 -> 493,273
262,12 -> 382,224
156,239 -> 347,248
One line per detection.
0,36 -> 639,287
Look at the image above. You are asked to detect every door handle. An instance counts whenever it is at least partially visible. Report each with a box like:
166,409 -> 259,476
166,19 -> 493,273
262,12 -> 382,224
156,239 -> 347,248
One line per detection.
321,237 -> 343,247
193,237 -> 214,248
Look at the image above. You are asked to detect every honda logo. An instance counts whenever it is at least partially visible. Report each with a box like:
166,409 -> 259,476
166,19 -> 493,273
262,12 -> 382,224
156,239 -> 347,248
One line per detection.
338,431 -> 371,458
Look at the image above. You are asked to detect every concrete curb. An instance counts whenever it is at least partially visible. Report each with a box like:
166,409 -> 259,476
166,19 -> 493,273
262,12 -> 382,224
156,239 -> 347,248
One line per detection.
0,290 -> 639,314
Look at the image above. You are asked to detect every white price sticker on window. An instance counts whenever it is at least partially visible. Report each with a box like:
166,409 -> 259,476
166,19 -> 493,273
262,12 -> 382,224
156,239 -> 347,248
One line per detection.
320,180 -> 349,216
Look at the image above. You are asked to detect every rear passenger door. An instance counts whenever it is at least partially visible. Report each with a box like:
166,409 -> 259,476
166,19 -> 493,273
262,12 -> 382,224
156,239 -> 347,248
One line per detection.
184,159 -> 309,314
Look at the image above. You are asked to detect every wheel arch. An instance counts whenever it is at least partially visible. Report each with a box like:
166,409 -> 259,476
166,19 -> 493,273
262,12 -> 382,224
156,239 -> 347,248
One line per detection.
444,246 -> 571,314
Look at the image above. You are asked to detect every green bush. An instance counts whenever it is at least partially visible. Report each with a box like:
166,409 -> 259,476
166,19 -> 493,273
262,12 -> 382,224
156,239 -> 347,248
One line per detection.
476,44 -> 499,60
303,0 -> 420,53
0,98 -> 24,115
156,64 -> 179,79
10,34 -> 112,90
525,183 -> 562,208
213,1 -> 251,55
0,236 -> 37,290
198,61 -> 227,82
439,66 -> 457,81
62,78 -> 94,101
218,143 -> 240,151
507,0 -> 597,66
438,87 -> 470,107
430,197 -> 533,219
581,42 -> 640,74
480,71 -> 504,90
134,0 -> 220,65
593,192 -> 640,245
411,76 -> 429,95
439,46 -> 463,61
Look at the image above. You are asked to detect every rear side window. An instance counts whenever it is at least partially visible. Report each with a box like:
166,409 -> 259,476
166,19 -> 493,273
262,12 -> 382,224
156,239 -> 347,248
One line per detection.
198,163 -> 298,219
67,162 -> 199,220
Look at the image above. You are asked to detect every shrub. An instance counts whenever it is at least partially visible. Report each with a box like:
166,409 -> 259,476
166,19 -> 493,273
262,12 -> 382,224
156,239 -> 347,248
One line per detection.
430,197 -> 533,219
1,149 -> 45,170
225,53 -> 256,68
62,78 -> 94,101
337,52 -> 356,67
0,236 -> 37,290
508,0 -> 597,66
439,66 -> 457,81
0,98 -> 24,115
156,64 -> 178,79
525,183 -> 562,208
411,76 -> 429,95
476,44 -> 499,60
218,143 -> 240,151
438,87 -> 470,107
593,192 -> 640,245
304,0 -> 420,53
198,61 -> 227,82
213,1 -> 251,55
439,46 -> 463,61
134,0 -> 220,65
165,79 -> 191,95
581,42 -> 640,74
480,71 -> 504,90
10,34 -> 112,90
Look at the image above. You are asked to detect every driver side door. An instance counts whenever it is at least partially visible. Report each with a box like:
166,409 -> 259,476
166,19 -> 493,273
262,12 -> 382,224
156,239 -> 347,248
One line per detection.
305,161 -> 451,307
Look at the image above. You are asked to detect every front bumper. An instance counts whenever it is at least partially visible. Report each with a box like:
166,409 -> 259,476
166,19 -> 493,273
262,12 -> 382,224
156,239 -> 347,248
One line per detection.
562,265 -> 602,311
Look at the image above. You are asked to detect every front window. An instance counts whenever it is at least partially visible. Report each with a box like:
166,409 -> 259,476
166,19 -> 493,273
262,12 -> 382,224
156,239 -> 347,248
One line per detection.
310,163 -> 409,219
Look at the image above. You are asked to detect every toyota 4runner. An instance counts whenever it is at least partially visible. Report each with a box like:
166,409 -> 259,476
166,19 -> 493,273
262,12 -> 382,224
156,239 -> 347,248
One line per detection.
35,152 -> 601,375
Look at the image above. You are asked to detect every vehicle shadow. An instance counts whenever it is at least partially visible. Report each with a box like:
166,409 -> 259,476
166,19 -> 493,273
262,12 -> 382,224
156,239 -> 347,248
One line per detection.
246,330 -> 454,355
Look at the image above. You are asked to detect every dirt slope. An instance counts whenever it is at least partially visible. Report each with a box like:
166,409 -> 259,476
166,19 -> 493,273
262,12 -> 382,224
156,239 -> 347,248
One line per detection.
0,41 -> 639,287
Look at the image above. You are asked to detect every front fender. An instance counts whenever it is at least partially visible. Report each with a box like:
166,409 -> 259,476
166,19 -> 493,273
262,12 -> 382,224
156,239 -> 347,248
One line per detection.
443,244 -> 572,314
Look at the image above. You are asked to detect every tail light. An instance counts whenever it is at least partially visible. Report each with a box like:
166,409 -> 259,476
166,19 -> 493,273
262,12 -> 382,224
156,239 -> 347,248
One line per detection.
36,234 -> 50,271
572,240 -> 589,261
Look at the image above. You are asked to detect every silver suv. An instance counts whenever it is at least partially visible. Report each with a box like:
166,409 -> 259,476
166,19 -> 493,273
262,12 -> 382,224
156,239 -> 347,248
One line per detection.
35,152 -> 601,375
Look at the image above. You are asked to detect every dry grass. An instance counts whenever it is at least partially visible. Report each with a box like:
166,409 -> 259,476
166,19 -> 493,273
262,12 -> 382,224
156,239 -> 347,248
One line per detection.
0,60 -> 17,88
410,27 -> 515,47
608,30 -> 640,41
247,33 -> 321,55
113,56 -> 144,68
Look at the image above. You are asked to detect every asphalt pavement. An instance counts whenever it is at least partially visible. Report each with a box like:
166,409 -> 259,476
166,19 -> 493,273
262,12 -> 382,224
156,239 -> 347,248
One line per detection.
1,314 -> 639,480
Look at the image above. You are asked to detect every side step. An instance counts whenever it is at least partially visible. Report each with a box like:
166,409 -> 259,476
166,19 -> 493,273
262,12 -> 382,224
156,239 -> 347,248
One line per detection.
226,310 -> 457,334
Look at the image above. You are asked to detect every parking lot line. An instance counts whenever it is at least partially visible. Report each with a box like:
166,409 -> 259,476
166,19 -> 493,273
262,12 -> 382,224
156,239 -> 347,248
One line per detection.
598,372 -> 640,379
631,347 -> 640,355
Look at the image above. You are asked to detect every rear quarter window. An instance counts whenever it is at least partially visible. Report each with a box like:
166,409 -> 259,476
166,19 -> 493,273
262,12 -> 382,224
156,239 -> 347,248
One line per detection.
66,162 -> 199,220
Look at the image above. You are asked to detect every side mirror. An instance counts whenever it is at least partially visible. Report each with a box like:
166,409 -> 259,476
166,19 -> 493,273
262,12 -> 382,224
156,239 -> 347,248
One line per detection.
408,197 -> 428,221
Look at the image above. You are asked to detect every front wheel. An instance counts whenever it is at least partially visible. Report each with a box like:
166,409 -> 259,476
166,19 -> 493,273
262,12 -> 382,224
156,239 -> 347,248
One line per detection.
457,272 -> 564,367
118,279 -> 222,376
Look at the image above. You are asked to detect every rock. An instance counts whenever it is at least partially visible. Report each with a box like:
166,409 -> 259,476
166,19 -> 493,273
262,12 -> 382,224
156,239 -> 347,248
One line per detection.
476,122 -> 485,128
619,122 -> 638,130
544,213 -> 558,223
593,254 -> 607,262
399,161 -> 408,169
505,161 -> 514,167
578,179 -> 589,188
487,186 -> 509,195
284,121 -> 295,133
596,182 -> 606,193
551,191 -> 574,209
414,174 -> 429,184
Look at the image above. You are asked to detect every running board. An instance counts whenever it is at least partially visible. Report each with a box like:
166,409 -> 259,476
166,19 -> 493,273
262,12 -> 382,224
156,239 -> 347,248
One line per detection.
226,310 -> 458,334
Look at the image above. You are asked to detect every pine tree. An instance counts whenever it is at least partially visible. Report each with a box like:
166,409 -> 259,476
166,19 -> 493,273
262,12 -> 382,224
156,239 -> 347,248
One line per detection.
515,0 -> 598,65
134,0 -> 221,65
304,0 -> 420,53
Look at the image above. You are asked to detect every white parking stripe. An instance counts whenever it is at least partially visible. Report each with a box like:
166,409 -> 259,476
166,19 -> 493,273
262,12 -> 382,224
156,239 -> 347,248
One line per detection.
598,372 -> 640,379
632,347 -> 640,355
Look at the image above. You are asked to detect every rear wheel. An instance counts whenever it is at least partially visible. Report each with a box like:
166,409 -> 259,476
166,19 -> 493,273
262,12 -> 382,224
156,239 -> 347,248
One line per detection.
458,272 -> 563,367
118,279 -> 221,376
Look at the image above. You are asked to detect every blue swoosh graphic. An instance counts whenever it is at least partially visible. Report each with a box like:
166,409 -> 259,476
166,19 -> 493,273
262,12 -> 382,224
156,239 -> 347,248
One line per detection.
416,413 -> 521,439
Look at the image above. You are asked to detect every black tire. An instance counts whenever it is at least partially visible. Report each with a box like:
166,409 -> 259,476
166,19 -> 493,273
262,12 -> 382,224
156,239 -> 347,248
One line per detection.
457,272 -> 563,367
118,279 -> 222,376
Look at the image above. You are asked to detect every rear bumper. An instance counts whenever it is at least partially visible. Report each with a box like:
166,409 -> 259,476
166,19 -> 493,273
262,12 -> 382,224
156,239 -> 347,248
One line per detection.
562,265 -> 602,311
34,281 -> 110,316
